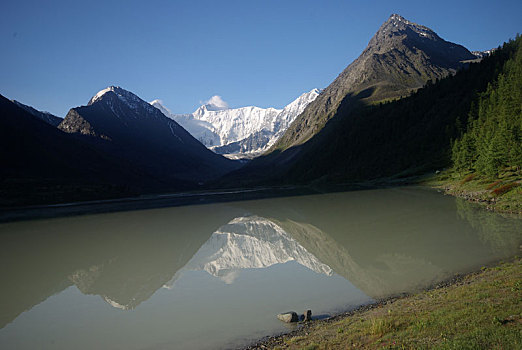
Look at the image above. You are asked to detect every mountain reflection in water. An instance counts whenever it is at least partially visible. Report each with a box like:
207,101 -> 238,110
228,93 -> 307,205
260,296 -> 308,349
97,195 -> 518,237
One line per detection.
165,215 -> 333,287
0,187 -> 520,350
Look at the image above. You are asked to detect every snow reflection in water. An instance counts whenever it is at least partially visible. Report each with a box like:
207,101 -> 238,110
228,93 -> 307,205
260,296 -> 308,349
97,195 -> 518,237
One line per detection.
0,187 -> 520,350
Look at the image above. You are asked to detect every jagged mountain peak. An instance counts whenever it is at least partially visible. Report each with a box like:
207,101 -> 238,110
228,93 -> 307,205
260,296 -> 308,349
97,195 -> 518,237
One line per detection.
268,15 -> 475,152
369,14 -> 441,50
383,14 -> 431,32
88,86 -> 142,109
85,86 -> 161,118
386,13 -> 416,27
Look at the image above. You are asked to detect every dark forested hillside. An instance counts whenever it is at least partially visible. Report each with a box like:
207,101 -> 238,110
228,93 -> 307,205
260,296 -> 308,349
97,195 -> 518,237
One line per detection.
452,36 -> 521,177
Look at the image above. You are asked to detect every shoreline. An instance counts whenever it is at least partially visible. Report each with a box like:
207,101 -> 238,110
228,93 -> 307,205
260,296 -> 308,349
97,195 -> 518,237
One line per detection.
0,182 -> 379,223
242,257 -> 522,349
240,177 -> 521,349
0,185 -> 319,223
6,169 -> 517,223
422,171 -> 521,215
1,175 -> 519,225
439,183 -> 521,215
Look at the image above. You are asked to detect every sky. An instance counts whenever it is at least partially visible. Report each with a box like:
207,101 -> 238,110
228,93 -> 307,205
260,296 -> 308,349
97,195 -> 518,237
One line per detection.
1,0 -> 521,117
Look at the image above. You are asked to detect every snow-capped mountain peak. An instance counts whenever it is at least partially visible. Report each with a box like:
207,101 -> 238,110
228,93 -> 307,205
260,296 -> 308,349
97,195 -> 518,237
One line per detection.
88,86 -> 114,104
88,86 -> 142,109
200,95 -> 229,111
149,99 -> 164,107
471,49 -> 495,59
276,88 -> 321,125
88,86 -> 157,115
150,99 -> 221,147
150,88 -> 320,158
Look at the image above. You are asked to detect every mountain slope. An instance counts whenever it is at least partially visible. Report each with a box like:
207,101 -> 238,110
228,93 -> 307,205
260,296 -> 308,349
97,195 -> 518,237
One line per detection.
269,38 -> 517,185
151,89 -> 320,158
0,94 -> 151,206
220,17 -> 508,187
272,14 -> 476,152
58,86 -> 238,184
149,100 -> 221,147
12,100 -> 63,126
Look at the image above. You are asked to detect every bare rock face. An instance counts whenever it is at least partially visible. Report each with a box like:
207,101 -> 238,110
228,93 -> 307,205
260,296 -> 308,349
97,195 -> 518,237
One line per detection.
303,309 -> 312,322
277,311 -> 298,323
59,109 -> 110,140
272,14 -> 476,151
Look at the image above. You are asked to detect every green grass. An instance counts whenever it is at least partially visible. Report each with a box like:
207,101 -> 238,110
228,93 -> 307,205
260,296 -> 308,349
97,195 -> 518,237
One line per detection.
263,259 -> 522,349
424,169 -> 522,214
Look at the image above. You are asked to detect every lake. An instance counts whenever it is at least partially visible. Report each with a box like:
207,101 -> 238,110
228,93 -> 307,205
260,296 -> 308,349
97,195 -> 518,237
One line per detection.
0,187 -> 520,349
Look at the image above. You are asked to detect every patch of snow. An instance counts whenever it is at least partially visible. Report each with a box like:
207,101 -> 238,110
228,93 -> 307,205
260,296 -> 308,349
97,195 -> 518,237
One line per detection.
168,122 -> 184,143
89,87 -> 113,104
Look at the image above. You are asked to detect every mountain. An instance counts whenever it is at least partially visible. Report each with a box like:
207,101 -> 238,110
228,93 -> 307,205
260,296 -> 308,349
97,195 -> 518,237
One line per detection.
221,14 -> 485,186
12,100 -> 63,126
271,14 -> 476,152
151,89 -> 320,158
472,49 -> 495,59
0,204 -> 238,325
165,215 -> 332,286
149,100 -> 221,147
235,189 -> 522,299
211,129 -> 274,159
58,86 -> 238,185
194,103 -> 280,151
232,36 -> 519,186
0,94 -> 149,206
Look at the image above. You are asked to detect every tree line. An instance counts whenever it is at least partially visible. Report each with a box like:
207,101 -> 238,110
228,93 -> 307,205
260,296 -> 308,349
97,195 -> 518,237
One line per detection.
452,35 -> 521,177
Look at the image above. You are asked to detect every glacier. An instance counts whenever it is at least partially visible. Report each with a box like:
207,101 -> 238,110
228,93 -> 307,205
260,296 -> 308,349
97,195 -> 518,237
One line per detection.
151,89 -> 320,158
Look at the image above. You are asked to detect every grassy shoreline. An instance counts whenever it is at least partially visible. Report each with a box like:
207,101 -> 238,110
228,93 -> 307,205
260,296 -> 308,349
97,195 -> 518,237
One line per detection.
245,258 -> 522,349
243,175 -> 521,349
423,170 -> 522,215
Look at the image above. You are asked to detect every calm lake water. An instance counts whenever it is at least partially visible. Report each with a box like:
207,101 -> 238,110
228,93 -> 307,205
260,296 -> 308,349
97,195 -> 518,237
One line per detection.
0,187 -> 520,349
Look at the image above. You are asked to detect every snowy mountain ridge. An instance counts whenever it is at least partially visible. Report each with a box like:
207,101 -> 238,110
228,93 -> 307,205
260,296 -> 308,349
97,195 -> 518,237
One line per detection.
151,89 -> 320,158
164,215 -> 333,287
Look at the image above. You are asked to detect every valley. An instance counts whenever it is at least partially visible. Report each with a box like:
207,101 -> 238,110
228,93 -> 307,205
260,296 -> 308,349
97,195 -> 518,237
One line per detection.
1,8 -> 520,350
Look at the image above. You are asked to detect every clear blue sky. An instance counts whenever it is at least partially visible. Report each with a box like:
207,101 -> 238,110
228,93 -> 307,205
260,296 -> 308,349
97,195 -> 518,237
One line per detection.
1,0 -> 521,117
